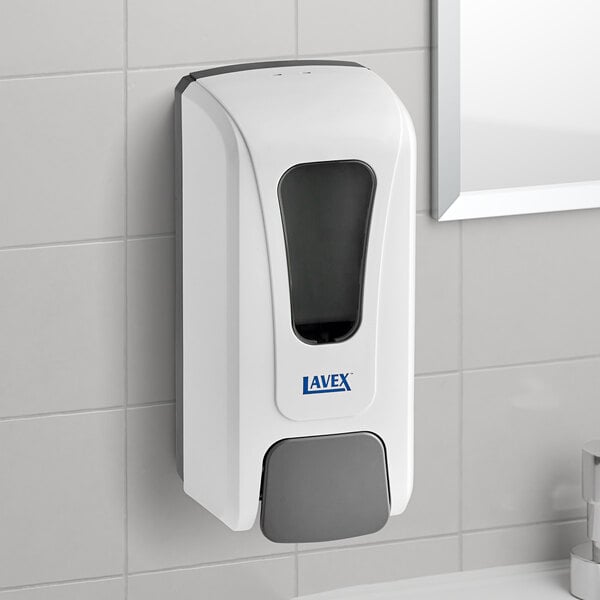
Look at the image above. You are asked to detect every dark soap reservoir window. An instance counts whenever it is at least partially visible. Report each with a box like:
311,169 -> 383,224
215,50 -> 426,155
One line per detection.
279,160 -> 376,345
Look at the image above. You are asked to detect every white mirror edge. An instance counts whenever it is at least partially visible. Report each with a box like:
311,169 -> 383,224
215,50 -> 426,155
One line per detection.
431,0 -> 600,221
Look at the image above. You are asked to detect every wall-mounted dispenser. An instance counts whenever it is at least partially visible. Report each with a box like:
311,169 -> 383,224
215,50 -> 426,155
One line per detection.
175,60 -> 416,543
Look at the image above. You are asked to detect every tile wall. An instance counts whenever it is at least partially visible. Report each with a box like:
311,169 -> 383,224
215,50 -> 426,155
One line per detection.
1,0 -> 598,597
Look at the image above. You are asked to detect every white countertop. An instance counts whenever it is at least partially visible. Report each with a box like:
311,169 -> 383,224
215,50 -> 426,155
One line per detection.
296,561 -> 572,600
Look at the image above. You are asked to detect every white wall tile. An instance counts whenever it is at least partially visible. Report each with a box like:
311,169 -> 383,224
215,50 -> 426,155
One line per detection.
0,74 -> 124,247
0,412 -> 124,588
463,520 -> 587,570
415,215 -> 461,374
340,52 -> 430,212
300,374 -> 460,551
0,0 -> 123,77
403,375 -> 460,537
129,557 -> 295,600
0,242 -> 124,418
0,579 -> 124,600
298,537 -> 460,596
463,210 -> 600,369
463,359 -> 600,530
128,237 -> 174,405
128,0 -> 295,68
298,0 -> 429,55
127,404 -> 293,572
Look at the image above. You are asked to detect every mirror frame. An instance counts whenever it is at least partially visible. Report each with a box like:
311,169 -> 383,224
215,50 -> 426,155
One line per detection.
432,0 -> 600,221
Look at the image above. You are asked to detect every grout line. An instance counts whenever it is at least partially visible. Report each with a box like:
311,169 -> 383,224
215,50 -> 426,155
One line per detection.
0,400 -> 175,424
415,368 -> 460,379
123,0 -> 129,597
0,68 -> 122,82
0,236 -> 124,253
462,353 -> 600,375
127,232 -> 175,242
462,517 -> 587,536
128,553 -> 297,577
458,220 -> 465,571
299,46 -> 431,59
134,46 -> 432,72
297,533 -> 460,556
0,406 -> 124,423
127,399 -> 176,411
0,574 -> 124,594
0,233 -> 174,254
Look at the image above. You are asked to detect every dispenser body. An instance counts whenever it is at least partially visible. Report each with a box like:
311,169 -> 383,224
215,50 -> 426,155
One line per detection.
176,60 -> 416,541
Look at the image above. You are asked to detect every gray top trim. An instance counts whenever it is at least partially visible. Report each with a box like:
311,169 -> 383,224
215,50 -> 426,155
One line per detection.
190,60 -> 365,80
175,74 -> 194,98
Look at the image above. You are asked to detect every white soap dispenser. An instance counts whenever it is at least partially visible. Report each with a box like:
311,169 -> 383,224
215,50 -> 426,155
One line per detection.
175,60 -> 416,543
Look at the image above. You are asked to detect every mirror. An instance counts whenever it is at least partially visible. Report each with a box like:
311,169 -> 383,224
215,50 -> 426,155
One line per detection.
432,0 -> 600,220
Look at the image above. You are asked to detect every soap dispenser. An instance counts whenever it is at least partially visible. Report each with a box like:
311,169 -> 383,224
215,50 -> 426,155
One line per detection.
175,60 -> 416,543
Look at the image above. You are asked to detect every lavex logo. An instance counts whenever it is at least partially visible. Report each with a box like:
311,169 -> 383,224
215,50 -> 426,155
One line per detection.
302,373 -> 352,395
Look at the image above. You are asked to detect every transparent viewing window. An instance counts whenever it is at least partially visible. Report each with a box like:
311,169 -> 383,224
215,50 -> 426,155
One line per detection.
278,160 -> 376,345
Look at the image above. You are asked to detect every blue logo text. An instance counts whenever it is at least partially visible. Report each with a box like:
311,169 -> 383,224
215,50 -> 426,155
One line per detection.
302,373 -> 352,395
